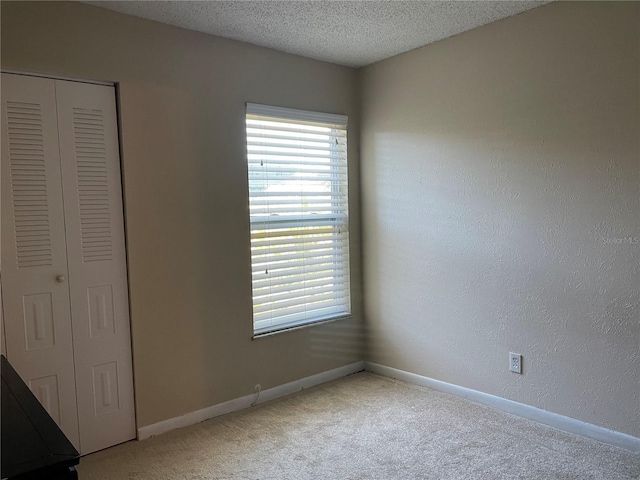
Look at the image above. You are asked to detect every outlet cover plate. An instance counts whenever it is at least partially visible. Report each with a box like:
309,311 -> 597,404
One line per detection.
509,352 -> 522,374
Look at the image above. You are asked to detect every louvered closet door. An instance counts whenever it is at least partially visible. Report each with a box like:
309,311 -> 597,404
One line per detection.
55,80 -> 136,454
0,73 -> 81,448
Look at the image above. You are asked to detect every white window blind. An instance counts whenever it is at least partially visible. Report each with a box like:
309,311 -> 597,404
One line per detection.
246,103 -> 351,335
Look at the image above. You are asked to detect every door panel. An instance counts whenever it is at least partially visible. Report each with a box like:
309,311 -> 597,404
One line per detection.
87,285 -> 116,338
1,73 -> 81,448
29,373 -> 62,424
55,80 -> 136,454
91,361 -> 120,417
22,292 -> 56,351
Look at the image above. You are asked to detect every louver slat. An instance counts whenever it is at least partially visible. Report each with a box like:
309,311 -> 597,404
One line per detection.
7,102 -> 53,268
72,108 -> 112,263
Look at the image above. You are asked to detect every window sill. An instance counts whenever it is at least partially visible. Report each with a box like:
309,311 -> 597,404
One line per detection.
252,314 -> 352,340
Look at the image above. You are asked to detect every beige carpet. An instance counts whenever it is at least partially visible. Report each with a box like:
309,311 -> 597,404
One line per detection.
79,372 -> 640,479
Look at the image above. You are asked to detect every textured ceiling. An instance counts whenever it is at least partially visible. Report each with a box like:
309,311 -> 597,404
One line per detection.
84,1 -> 549,68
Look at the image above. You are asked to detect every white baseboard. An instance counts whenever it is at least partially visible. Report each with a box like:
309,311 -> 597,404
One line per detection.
137,360 -> 365,440
364,361 -> 640,453
138,359 -> 639,453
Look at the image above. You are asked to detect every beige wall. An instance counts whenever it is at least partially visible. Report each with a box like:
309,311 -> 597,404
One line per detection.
1,1 -> 363,428
360,1 -> 639,437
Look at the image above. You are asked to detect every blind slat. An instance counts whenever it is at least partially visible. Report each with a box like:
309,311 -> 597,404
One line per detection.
252,264 -> 350,284
251,234 -> 346,249
250,191 -> 347,198
253,277 -> 350,297
253,243 -> 347,257
254,294 -> 344,316
250,204 -> 348,213
247,141 -> 346,152
248,158 -> 345,168
250,213 -> 347,224
254,306 -> 348,332
248,167 -> 347,176
249,200 -> 346,209
254,303 -> 348,325
250,225 -> 347,240
255,286 -> 348,303
251,254 -> 349,275
247,133 -> 346,145
252,245 -> 348,261
252,268 -> 349,285
247,150 -> 343,160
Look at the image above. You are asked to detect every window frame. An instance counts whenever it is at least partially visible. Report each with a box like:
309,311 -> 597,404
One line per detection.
245,103 -> 351,337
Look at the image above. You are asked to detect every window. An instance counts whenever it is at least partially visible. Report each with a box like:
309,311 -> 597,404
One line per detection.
246,103 -> 351,335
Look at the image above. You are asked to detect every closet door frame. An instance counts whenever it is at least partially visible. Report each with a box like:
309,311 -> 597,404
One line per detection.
1,70 -> 137,453
1,70 -> 115,87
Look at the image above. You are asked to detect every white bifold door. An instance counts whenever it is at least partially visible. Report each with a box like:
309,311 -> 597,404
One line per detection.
1,73 -> 135,455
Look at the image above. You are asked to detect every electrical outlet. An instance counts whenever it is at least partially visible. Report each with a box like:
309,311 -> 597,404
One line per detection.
509,352 -> 522,374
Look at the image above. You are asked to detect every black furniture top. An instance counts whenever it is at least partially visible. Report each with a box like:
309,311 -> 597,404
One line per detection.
1,355 -> 80,480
